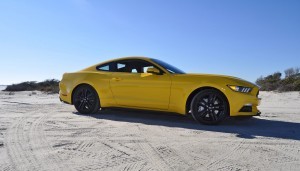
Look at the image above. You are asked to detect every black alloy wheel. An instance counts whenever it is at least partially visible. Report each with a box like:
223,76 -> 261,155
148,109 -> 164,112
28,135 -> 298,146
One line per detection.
73,85 -> 100,114
190,89 -> 229,125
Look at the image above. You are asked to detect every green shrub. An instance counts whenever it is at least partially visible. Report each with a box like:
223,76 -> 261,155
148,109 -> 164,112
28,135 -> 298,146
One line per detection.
256,67 -> 300,92
4,79 -> 59,93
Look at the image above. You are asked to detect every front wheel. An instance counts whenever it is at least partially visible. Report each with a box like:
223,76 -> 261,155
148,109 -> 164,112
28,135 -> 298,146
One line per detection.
190,89 -> 229,125
73,85 -> 100,114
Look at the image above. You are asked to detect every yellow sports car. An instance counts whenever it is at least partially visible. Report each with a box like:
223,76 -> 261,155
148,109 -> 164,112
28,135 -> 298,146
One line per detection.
59,57 -> 261,124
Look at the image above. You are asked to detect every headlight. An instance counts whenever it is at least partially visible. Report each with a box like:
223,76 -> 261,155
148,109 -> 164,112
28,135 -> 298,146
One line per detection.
228,85 -> 252,93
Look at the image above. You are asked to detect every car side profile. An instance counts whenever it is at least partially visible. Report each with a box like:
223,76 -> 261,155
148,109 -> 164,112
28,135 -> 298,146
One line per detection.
59,57 -> 261,124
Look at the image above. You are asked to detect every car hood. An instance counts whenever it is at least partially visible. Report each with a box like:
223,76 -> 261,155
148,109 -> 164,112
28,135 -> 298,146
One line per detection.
175,73 -> 257,88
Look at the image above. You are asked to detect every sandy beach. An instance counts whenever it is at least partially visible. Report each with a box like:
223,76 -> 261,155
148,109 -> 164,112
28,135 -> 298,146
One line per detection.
0,91 -> 299,171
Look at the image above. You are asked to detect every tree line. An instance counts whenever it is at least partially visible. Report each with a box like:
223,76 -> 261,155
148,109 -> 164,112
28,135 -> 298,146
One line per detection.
4,79 -> 59,93
256,67 -> 300,91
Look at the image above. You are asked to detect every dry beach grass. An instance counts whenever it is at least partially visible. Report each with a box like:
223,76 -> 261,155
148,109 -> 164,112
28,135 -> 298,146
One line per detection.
0,91 -> 299,170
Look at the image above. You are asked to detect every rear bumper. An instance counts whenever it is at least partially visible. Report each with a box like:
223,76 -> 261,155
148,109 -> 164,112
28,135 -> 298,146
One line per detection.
59,90 -> 72,104
59,81 -> 72,104
60,97 -> 71,104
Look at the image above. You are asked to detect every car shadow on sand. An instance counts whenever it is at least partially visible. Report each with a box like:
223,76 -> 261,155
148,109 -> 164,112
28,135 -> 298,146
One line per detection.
74,109 -> 300,141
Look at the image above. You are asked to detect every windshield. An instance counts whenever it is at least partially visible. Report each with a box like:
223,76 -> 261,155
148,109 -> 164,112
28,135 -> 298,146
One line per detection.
151,58 -> 186,74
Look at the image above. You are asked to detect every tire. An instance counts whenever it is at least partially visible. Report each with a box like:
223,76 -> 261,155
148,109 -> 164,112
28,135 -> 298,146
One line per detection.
190,89 -> 229,125
72,85 -> 100,114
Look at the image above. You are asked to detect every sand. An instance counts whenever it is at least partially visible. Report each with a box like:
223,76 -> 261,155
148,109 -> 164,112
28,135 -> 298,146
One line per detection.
0,91 -> 299,171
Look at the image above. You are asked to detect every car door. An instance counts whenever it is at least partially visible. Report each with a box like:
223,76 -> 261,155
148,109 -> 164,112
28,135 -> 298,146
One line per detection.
109,59 -> 171,110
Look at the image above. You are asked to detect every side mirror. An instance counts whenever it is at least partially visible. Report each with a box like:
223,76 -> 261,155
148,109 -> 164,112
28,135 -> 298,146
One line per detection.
147,67 -> 161,75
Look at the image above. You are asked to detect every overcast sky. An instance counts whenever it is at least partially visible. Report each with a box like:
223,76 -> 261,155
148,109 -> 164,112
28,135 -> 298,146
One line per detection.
0,0 -> 299,84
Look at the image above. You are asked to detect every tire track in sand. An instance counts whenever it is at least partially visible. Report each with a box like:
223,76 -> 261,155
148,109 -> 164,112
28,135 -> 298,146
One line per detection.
29,111 -> 69,171
134,124 -> 192,171
204,139 -> 247,170
5,106 -> 67,171
6,115 -> 41,170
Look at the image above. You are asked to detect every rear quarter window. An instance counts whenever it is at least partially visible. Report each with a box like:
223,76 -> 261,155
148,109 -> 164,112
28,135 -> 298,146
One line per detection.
96,62 -> 114,72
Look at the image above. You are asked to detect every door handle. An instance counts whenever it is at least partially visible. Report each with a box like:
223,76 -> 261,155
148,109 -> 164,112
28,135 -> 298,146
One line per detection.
112,77 -> 122,81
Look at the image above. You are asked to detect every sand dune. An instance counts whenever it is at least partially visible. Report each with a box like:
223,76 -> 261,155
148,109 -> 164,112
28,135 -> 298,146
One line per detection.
0,91 -> 299,171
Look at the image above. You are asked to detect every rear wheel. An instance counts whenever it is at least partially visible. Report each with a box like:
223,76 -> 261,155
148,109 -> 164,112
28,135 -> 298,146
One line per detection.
73,85 -> 100,114
190,89 -> 229,125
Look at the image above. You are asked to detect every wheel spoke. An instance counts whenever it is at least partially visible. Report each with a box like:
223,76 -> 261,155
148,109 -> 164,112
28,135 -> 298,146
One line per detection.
86,101 -> 93,109
209,94 -> 217,104
198,99 -> 207,106
198,105 -> 204,112
89,98 -> 95,101
84,89 -> 88,98
85,103 -> 90,109
87,93 -> 94,98
198,103 -> 206,108
198,110 -> 207,117
209,112 -> 217,121
78,101 -> 84,110
87,94 -> 95,100
214,104 -> 224,111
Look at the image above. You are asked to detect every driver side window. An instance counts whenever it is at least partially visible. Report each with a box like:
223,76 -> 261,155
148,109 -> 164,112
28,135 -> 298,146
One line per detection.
114,59 -> 161,74
115,62 -> 131,73
143,66 -> 154,73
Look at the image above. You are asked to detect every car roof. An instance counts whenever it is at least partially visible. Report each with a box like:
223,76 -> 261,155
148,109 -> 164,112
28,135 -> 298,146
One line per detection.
99,56 -> 152,64
110,56 -> 151,61
100,56 -> 154,65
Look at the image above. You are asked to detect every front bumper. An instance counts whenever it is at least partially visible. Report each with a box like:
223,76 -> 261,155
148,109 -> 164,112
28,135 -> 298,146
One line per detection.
228,92 -> 261,117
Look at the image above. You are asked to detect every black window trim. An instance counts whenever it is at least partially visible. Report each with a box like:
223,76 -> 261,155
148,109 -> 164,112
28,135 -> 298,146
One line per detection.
96,59 -> 165,74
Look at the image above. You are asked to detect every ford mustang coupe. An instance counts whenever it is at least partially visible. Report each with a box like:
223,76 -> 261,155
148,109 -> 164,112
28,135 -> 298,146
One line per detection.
59,57 -> 261,124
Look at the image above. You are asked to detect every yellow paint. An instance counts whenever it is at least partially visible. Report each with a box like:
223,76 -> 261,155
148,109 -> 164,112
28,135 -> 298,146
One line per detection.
59,57 -> 260,116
